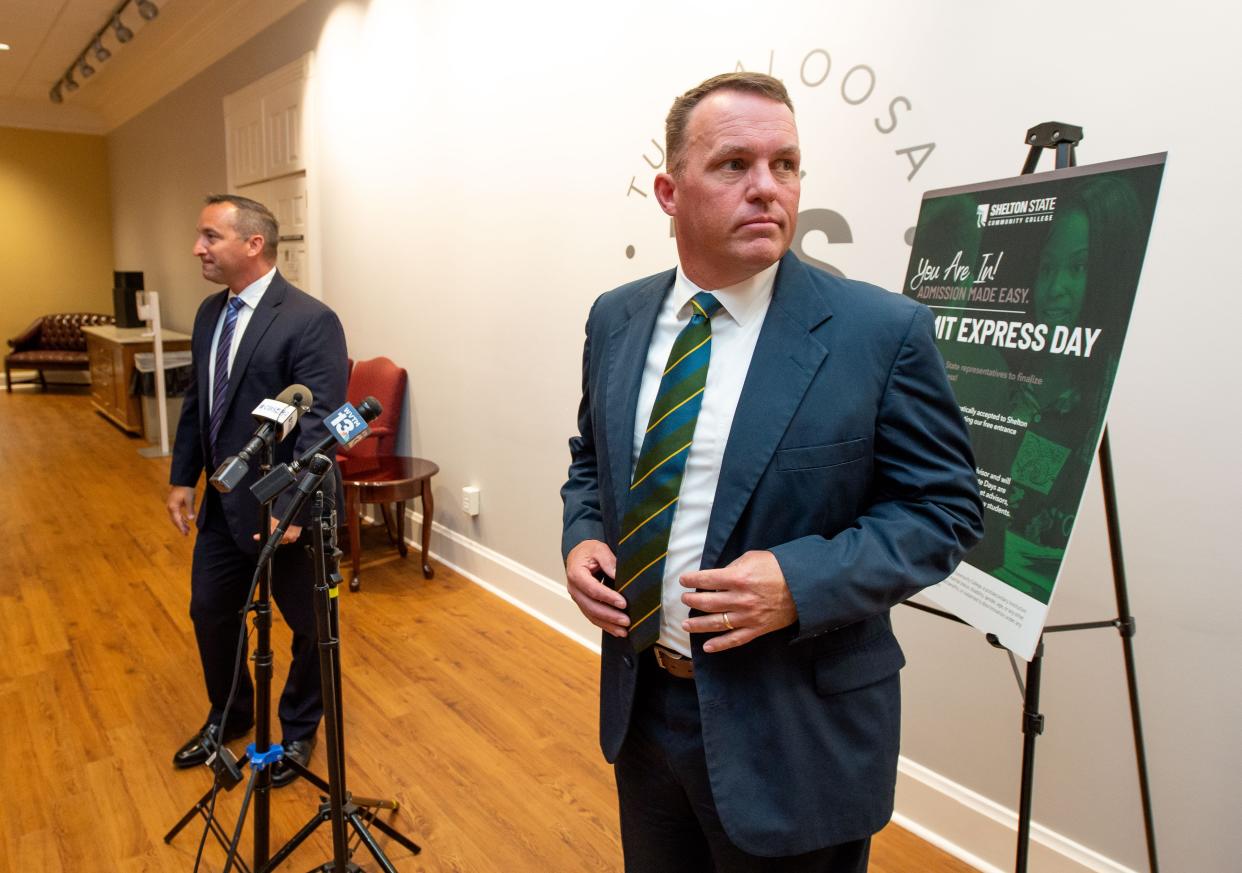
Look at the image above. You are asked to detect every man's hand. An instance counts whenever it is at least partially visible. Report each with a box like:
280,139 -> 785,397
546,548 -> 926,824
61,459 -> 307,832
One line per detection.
254,518 -> 302,545
680,550 -> 797,652
166,486 -> 197,535
565,539 -> 629,638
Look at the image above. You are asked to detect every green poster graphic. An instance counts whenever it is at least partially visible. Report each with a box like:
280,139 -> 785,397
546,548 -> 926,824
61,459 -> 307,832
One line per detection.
903,154 -> 1165,655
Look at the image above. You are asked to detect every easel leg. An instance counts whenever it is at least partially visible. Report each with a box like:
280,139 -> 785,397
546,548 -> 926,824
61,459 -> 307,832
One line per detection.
1099,429 -> 1160,872
1015,639 -> 1045,873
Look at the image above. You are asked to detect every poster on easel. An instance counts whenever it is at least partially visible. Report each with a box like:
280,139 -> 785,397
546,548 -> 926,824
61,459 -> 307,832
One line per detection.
903,152 -> 1166,660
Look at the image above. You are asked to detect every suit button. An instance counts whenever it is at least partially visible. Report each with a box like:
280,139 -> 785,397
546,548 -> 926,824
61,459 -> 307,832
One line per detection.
622,655 -> 634,669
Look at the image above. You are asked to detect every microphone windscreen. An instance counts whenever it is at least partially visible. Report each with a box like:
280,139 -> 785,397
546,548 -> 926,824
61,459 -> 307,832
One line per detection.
276,383 -> 314,414
357,396 -> 383,422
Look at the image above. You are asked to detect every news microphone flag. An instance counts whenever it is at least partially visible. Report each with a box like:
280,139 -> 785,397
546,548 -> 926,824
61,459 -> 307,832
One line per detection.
250,397 -> 298,442
326,402 -> 370,449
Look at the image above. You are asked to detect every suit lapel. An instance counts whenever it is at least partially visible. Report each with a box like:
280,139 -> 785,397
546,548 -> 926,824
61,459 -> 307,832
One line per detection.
221,271 -> 287,421
701,253 -> 833,568
604,270 -> 673,521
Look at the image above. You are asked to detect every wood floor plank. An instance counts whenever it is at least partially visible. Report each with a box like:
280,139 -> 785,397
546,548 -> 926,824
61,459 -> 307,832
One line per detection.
0,388 -> 976,872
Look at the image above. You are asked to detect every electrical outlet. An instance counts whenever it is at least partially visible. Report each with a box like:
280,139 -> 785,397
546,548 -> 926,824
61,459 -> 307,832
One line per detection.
462,486 -> 481,517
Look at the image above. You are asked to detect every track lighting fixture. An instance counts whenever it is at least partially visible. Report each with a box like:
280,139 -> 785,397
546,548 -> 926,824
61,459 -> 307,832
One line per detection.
51,1 -> 159,103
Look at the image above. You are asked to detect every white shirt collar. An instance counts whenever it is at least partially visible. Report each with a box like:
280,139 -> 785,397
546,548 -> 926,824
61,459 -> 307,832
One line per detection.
231,267 -> 277,309
671,259 -> 780,327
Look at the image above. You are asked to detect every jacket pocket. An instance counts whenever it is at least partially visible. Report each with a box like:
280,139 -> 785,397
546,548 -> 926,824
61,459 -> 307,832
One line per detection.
774,438 -> 867,471
813,631 -> 906,696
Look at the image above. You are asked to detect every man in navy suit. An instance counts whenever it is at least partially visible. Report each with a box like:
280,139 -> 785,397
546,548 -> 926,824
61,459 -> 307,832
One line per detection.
561,73 -> 983,870
165,195 -> 348,786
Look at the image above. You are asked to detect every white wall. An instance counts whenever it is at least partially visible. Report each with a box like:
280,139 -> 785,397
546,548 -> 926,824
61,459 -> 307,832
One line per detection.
109,2 -> 1241,870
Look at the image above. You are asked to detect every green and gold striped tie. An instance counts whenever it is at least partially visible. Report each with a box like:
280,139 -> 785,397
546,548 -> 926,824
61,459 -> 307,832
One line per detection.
617,291 -> 723,651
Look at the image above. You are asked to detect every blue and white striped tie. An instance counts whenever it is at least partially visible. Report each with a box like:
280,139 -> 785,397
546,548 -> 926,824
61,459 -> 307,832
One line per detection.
209,296 -> 245,464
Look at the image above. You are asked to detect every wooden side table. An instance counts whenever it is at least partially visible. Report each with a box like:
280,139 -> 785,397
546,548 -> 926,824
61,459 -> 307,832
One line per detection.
339,455 -> 439,591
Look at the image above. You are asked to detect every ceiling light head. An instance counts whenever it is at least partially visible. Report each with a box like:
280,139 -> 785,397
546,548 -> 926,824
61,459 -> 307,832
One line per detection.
92,38 -> 111,63
78,56 -> 95,78
64,72 -> 79,92
137,0 -> 159,22
50,82 -> 64,104
112,16 -> 134,43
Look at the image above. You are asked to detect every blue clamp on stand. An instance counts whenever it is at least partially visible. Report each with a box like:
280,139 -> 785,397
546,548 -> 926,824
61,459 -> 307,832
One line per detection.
247,742 -> 285,771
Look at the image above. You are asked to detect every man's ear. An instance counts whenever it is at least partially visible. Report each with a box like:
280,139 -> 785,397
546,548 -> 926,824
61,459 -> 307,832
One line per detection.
247,235 -> 266,257
654,172 -> 677,218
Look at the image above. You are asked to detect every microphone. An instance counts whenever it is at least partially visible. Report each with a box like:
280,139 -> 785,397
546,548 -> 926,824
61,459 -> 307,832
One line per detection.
249,396 -> 383,505
256,453 -> 334,565
210,384 -> 314,493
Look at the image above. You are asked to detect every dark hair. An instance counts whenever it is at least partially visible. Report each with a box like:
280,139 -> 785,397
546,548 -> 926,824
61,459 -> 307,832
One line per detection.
204,194 -> 279,260
664,72 -> 794,174
1056,176 -> 1144,346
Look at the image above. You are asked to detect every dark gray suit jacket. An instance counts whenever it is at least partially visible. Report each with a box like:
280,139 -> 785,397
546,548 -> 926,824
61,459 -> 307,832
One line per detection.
561,251 -> 983,855
171,270 -> 348,551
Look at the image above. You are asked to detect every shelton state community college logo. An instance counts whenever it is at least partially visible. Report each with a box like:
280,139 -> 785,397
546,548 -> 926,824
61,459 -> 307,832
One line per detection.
976,196 -> 1059,228
622,47 -> 946,279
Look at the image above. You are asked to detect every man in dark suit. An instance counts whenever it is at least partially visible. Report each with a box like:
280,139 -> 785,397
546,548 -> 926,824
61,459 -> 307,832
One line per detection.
561,73 -> 984,870
165,194 -> 348,786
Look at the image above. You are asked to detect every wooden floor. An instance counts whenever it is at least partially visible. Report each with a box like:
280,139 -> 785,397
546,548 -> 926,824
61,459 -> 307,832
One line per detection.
0,386 -> 976,872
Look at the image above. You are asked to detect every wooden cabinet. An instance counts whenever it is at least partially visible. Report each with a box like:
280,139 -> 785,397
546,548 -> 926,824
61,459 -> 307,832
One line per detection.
224,55 -> 309,186
224,54 -> 315,296
83,327 -> 192,434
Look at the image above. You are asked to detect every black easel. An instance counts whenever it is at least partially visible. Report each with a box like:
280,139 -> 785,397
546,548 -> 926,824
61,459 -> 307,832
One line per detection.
261,487 -> 421,871
905,121 -> 1159,873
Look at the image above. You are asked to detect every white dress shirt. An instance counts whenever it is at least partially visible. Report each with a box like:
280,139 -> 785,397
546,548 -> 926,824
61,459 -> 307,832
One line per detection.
207,267 -> 276,414
630,260 -> 778,655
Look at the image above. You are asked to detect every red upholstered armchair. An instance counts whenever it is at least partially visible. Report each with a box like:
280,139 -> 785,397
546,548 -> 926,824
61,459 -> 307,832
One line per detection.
338,356 -> 429,590
337,356 -> 406,460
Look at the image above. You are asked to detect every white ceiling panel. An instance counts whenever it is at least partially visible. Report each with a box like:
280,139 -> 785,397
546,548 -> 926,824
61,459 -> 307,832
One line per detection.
0,0 -> 306,134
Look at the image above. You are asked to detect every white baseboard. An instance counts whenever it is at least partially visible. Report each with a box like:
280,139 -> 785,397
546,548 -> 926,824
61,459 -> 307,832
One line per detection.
396,509 -> 601,654
895,758 -> 1138,873
395,507 -> 1133,873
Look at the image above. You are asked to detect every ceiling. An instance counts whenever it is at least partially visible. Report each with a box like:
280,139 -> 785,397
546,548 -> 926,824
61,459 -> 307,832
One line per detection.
0,0 -> 306,134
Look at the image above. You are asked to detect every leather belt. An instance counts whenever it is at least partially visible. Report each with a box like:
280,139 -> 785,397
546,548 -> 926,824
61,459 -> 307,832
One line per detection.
652,645 -> 695,679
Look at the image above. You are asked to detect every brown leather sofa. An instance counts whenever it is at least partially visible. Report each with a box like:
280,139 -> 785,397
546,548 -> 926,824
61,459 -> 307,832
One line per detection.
5,313 -> 115,392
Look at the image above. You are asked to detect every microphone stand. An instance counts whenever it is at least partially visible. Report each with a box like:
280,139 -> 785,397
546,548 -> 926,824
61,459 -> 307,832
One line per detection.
263,488 -> 421,871
163,438 -> 290,872
252,438 -> 277,868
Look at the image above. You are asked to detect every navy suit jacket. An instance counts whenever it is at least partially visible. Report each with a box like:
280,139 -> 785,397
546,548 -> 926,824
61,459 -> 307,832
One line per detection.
561,252 -> 983,855
171,271 -> 349,552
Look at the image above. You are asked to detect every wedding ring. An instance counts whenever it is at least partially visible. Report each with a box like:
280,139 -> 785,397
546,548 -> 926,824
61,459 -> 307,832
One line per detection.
722,612 -> 734,631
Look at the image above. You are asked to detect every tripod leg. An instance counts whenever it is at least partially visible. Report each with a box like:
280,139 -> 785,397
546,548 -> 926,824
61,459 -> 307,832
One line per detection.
259,808 -> 330,873
346,811 -> 401,873
358,810 -> 422,854
166,752 -> 253,843
221,769 -> 261,873
284,756 -> 332,794
165,783 -> 219,843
